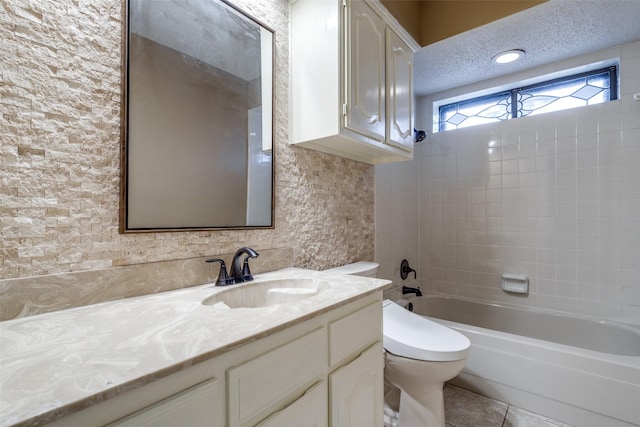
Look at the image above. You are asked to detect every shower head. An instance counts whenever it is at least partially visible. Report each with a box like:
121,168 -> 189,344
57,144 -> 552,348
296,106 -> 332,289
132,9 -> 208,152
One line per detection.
414,128 -> 427,143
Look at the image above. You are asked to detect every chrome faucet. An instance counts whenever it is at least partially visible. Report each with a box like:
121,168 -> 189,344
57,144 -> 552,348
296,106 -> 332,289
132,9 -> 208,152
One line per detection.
229,247 -> 260,283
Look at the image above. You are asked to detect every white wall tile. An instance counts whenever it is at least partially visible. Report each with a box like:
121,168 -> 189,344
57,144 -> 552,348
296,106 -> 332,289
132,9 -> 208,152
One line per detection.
404,42 -> 640,320
375,40 -> 640,324
555,109 -> 577,138
621,95 -> 640,129
598,100 -> 623,132
577,106 -> 599,136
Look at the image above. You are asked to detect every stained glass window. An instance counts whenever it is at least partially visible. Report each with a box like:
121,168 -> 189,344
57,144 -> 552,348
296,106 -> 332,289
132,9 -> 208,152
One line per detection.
439,92 -> 511,132
438,67 -> 617,132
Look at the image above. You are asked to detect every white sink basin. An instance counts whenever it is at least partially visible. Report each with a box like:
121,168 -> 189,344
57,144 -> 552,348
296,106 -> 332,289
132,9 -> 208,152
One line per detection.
202,278 -> 329,308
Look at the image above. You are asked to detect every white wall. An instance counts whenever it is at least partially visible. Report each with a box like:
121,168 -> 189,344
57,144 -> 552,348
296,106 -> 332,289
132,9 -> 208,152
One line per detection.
376,40 -> 640,324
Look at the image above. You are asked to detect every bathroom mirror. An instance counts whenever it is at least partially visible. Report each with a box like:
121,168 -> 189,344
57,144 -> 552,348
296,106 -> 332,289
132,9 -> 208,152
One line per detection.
120,0 -> 274,232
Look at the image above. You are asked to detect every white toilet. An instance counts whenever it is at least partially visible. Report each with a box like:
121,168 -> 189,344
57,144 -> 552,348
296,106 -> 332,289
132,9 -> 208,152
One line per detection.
324,262 -> 471,427
383,299 -> 470,426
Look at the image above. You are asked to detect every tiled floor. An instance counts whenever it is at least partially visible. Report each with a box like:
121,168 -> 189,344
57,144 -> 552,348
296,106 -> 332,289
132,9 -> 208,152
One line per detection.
444,384 -> 573,427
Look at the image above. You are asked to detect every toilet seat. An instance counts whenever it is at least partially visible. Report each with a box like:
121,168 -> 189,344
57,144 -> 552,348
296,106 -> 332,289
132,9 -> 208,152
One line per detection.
383,300 -> 470,362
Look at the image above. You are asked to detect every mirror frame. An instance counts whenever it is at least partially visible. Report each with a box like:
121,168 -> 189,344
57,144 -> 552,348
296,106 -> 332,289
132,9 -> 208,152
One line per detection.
119,0 -> 276,233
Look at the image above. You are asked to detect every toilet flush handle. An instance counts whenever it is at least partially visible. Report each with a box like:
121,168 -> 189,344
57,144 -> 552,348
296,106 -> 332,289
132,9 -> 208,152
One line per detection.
400,259 -> 416,280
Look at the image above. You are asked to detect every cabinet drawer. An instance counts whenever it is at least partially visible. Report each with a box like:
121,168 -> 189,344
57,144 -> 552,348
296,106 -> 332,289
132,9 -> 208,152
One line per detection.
107,379 -> 217,427
227,327 -> 327,427
255,381 -> 327,427
329,302 -> 381,366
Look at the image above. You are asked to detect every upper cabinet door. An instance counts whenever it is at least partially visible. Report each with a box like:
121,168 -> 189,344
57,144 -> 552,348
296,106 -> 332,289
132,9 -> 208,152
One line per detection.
385,27 -> 414,153
345,0 -> 386,143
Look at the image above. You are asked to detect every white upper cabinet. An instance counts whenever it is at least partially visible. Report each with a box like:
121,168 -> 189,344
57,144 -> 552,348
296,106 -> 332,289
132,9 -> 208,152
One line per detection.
289,0 -> 419,164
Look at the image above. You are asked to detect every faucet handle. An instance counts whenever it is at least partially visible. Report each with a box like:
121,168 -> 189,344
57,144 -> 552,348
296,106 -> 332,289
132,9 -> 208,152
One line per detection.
400,259 -> 417,280
206,258 -> 234,286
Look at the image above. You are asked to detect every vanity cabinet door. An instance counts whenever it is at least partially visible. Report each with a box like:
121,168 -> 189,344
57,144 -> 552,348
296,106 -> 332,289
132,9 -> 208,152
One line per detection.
107,379 -> 217,427
227,327 -> 327,427
255,381 -> 328,427
329,342 -> 384,427
385,27 -> 414,153
345,0 -> 386,143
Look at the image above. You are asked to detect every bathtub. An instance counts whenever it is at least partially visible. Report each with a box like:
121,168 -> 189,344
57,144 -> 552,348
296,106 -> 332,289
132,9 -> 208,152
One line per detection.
407,294 -> 640,427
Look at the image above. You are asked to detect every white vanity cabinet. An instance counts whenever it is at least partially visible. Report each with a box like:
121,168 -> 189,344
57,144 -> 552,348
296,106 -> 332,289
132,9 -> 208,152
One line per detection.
43,294 -> 383,427
289,0 -> 418,164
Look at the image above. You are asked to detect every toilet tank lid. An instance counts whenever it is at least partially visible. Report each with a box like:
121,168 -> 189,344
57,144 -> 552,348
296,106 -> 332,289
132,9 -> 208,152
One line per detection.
323,261 -> 379,276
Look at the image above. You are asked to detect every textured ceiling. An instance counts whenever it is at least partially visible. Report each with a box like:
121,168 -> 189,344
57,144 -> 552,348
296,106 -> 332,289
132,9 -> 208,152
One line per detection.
414,0 -> 640,96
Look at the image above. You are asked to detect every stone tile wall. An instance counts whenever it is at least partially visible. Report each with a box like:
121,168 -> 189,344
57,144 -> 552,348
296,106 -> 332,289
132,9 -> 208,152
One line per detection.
1,1 -> 374,303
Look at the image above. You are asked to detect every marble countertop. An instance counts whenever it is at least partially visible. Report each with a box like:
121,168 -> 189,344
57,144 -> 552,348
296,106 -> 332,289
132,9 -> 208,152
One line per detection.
0,268 -> 391,427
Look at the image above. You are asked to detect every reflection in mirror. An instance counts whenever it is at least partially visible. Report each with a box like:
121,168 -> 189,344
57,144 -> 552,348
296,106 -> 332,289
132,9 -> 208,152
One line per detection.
121,0 -> 274,232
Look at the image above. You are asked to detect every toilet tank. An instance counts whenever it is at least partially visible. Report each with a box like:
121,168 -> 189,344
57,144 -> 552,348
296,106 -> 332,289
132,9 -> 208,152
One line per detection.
323,261 -> 379,277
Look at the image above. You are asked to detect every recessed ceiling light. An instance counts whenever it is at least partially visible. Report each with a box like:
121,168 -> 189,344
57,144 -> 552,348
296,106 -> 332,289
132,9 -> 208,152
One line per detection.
492,49 -> 526,64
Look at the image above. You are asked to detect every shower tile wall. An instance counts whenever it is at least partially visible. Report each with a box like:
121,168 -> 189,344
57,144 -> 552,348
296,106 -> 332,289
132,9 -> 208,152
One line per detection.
376,40 -> 640,324
375,159 -> 420,292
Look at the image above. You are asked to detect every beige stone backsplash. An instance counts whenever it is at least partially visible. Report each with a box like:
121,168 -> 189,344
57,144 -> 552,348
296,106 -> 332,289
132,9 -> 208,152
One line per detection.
0,247 -> 293,321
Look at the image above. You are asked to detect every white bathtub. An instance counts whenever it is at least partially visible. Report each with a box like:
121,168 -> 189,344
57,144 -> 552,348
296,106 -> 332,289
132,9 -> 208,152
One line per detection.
407,294 -> 640,427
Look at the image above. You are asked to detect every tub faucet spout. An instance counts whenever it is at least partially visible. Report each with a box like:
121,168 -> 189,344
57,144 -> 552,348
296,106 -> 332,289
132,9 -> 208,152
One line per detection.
402,285 -> 422,297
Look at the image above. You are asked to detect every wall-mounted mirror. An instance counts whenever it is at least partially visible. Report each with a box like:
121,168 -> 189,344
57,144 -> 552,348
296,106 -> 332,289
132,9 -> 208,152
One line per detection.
120,0 -> 274,232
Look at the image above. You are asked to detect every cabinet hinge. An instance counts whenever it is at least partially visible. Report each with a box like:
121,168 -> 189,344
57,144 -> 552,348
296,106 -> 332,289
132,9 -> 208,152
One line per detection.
342,103 -> 347,116
342,0 -> 347,7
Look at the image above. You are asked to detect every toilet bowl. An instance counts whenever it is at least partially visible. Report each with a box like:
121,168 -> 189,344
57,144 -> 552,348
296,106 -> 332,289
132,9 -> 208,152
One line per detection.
383,299 -> 470,427
323,262 -> 471,427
